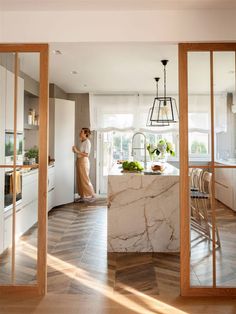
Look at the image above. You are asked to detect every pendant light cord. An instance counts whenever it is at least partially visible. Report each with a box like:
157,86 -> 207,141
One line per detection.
164,64 -> 166,101
155,77 -> 160,98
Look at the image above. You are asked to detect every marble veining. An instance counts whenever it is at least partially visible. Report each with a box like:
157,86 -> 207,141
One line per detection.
108,164 -> 180,252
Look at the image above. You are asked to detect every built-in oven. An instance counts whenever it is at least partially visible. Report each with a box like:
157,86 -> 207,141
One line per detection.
5,131 -> 23,165
4,170 -> 22,208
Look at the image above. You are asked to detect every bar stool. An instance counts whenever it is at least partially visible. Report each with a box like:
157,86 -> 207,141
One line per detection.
190,170 -> 221,247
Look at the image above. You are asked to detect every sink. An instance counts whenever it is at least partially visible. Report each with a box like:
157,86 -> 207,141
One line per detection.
143,170 -> 162,175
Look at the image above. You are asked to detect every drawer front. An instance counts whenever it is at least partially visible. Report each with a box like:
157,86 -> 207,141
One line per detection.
215,182 -> 233,209
215,168 -> 233,186
48,167 -> 55,191
22,175 -> 38,206
48,189 -> 55,211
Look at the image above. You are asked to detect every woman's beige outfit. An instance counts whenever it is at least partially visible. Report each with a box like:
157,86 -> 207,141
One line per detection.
76,139 -> 95,198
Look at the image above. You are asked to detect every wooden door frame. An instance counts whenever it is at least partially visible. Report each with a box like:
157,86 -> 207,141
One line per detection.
179,42 -> 236,296
0,44 -> 49,296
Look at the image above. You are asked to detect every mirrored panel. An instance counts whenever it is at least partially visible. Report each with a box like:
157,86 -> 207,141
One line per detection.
188,52 -> 213,286
213,51 -> 236,287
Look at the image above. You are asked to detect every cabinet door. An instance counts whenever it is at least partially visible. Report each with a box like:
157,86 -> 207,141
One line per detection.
17,77 -> 24,132
22,171 -> 38,206
48,166 -> 55,211
215,167 -> 233,186
5,70 -> 24,132
215,182 -> 233,209
5,70 -> 14,131
52,98 -> 75,206
215,167 -> 233,209
48,189 -> 55,212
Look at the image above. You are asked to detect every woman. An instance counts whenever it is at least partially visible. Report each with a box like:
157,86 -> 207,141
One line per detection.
72,128 -> 95,203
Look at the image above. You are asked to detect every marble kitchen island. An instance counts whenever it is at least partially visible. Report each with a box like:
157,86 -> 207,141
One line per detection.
108,163 -> 180,252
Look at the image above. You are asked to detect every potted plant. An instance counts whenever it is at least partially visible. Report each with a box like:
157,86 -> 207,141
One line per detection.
147,139 -> 175,163
24,146 -> 39,164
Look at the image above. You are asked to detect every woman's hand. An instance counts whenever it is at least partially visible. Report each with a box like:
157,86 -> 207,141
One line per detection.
72,146 -> 77,153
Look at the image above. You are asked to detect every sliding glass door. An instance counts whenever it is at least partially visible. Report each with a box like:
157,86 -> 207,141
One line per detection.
0,44 -> 48,296
179,43 -> 236,296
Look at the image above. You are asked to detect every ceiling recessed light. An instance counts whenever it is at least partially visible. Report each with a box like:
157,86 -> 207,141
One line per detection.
71,70 -> 78,75
53,50 -> 62,55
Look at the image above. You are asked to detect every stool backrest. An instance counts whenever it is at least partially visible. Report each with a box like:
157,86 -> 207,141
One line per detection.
201,171 -> 212,196
191,168 -> 203,190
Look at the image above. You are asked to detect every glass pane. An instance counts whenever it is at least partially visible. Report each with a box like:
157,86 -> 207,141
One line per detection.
188,52 -> 213,286
0,52 -> 40,285
0,52 -> 16,283
213,51 -> 236,287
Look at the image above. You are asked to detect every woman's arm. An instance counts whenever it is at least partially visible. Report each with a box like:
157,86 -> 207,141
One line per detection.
72,146 -> 88,157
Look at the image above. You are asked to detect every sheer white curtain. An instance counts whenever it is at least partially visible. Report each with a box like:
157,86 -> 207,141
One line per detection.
89,93 -> 226,133
89,93 -> 179,133
188,94 -> 227,133
89,94 -> 138,131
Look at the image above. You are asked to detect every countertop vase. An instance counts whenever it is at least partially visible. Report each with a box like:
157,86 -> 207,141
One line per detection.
157,152 -> 168,163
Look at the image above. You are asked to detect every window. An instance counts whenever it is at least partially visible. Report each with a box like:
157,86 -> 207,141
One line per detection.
188,112 -> 210,159
189,132 -> 209,156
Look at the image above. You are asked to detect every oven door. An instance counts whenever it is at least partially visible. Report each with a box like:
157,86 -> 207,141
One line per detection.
4,170 -> 22,209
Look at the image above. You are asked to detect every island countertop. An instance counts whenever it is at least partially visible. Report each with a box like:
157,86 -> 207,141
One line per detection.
107,162 -> 180,253
109,162 -> 179,176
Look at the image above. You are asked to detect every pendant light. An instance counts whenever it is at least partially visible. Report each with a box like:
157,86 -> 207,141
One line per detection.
146,77 -> 170,127
146,60 -> 179,127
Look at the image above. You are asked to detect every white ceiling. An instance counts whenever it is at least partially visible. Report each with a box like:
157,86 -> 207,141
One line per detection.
49,43 -> 179,94
19,43 -> 235,95
20,43 -> 179,94
1,0 -> 236,10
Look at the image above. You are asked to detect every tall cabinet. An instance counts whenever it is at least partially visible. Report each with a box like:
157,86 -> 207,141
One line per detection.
49,98 -> 75,206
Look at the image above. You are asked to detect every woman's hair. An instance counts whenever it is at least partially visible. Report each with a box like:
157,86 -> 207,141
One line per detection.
82,127 -> 91,138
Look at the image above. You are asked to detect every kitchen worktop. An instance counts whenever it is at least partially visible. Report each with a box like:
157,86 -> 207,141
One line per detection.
215,159 -> 236,166
21,162 -> 55,176
109,162 -> 179,176
107,162 -> 180,253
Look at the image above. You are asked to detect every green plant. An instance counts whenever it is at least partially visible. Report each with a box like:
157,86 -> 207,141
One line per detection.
147,139 -> 175,159
122,161 -> 144,172
25,146 -> 39,161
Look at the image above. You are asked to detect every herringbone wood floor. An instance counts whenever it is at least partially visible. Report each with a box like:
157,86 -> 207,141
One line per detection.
0,197 -> 180,295
1,198 -> 236,290
191,200 -> 236,286
1,199 -> 236,313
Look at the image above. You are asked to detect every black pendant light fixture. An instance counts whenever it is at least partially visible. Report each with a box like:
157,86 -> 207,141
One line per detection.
146,60 -> 179,127
146,76 -> 170,127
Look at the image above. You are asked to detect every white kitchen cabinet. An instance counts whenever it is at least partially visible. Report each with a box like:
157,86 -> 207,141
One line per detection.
48,166 -> 55,211
2,166 -> 56,252
3,202 -> 24,251
49,98 -> 75,206
5,69 -> 24,132
215,167 -> 236,211
22,170 -> 38,206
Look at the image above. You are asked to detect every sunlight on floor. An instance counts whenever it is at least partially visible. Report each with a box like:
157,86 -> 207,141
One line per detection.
22,242 -> 187,314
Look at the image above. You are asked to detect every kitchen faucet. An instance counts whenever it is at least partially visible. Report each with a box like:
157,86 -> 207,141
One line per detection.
131,132 -> 147,169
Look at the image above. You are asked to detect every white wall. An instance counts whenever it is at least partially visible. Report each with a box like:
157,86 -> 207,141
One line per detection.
1,10 -> 236,42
